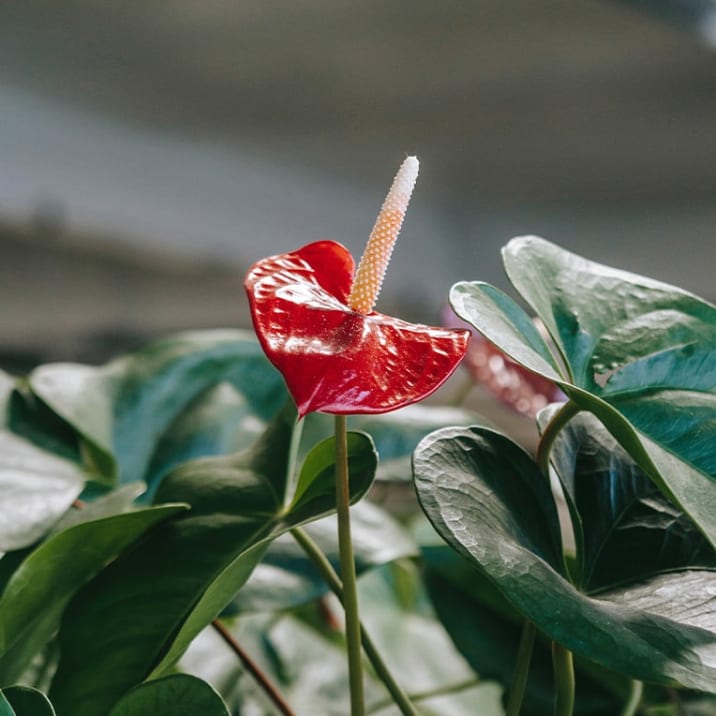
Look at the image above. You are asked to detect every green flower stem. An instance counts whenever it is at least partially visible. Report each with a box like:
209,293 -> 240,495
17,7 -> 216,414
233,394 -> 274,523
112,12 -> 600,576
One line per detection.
619,680 -> 643,716
505,619 -> 537,716
211,619 -> 296,716
335,414 -> 366,716
536,400 -> 580,479
552,641 -> 575,716
292,527 -> 420,716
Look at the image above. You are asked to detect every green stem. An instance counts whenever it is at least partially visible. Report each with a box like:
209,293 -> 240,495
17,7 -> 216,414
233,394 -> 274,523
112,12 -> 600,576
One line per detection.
619,680 -> 643,716
292,526 -> 419,716
505,620 -> 537,716
552,642 -> 575,716
368,677 -> 479,714
536,400 -> 580,479
335,414 -> 365,716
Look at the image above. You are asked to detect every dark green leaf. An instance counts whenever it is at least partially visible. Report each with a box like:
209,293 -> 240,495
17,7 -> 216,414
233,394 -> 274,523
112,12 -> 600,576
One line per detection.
28,330 -> 285,486
0,431 -> 85,551
143,382 -> 268,498
609,390 -> 716,478
0,693 -> 13,716
541,407 -> 716,592
502,236 -> 716,394
6,385 -> 86,467
450,257 -> 716,547
414,426 -> 716,691
108,675 -> 228,716
0,503 -> 186,685
49,405 -> 377,716
0,687 -> 55,716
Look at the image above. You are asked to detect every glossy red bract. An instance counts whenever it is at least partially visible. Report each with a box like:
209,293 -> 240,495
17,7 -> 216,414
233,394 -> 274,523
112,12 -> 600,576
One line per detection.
245,240 -> 470,416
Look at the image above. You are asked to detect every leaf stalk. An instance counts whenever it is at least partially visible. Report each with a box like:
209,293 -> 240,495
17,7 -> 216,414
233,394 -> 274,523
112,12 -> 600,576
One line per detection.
505,619 -> 537,716
552,641 -> 575,716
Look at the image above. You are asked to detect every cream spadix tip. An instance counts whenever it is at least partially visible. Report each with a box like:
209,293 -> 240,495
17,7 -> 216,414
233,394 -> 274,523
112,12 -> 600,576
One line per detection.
347,156 -> 419,314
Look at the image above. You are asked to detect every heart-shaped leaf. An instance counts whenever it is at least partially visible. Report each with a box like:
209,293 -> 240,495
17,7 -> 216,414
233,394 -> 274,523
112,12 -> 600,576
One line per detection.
108,675 -> 228,716
414,425 -> 716,691
0,431 -> 86,551
0,687 -> 55,716
48,404 -> 377,716
450,239 -> 716,546
26,330 -> 286,487
0,501 -> 186,685
502,236 -> 716,394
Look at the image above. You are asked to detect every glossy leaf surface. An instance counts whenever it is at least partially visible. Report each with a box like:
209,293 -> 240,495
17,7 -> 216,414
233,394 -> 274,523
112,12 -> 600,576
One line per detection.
414,425 -> 716,691
48,405 -> 377,715
450,238 -> 716,545
245,240 -> 469,415
502,236 -> 716,394
108,675 -> 228,716
0,502 -> 186,685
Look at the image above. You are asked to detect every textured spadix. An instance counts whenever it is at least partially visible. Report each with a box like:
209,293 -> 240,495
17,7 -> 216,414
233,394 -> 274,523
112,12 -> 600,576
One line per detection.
347,156 -> 419,314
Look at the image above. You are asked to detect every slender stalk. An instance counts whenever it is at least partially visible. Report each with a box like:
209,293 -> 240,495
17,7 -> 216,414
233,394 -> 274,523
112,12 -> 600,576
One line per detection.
536,400 -> 580,479
284,413 -> 304,508
211,619 -> 295,716
552,641 -> 575,716
335,414 -> 365,715
292,527 -> 420,716
619,680 -> 643,716
505,620 -> 537,716
368,677 -> 480,714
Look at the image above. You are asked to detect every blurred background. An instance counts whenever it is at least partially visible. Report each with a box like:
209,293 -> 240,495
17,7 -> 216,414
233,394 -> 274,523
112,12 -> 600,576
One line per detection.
1,0 -> 715,377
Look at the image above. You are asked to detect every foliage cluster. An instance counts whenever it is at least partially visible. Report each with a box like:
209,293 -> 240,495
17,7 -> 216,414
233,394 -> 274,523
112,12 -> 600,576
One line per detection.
0,238 -> 713,715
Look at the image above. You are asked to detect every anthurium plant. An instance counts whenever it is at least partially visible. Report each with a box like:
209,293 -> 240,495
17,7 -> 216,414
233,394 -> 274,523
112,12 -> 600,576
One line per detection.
0,160 -> 713,716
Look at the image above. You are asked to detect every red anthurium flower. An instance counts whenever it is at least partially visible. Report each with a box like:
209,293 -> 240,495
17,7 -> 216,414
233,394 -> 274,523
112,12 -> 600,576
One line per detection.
245,157 -> 470,417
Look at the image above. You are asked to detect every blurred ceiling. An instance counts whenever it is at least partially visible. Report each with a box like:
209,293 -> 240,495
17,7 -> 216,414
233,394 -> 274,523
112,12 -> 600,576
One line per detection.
1,0 -> 715,208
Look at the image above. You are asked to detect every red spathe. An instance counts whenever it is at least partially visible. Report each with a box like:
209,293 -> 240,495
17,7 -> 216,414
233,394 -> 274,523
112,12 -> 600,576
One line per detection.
245,240 -> 470,416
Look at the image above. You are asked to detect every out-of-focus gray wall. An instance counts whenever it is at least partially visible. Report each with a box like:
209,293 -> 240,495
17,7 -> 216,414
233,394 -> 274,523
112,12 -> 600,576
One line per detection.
1,0 -> 714,366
